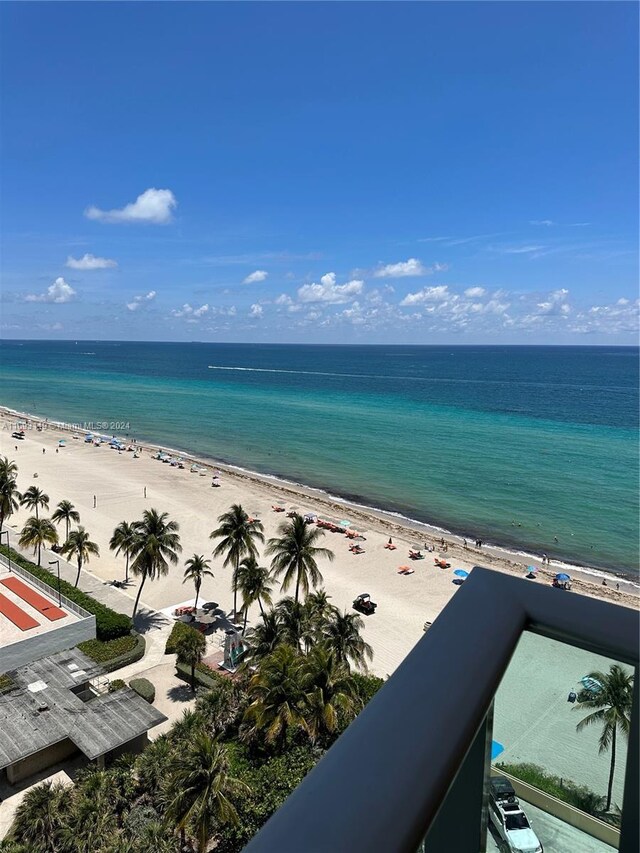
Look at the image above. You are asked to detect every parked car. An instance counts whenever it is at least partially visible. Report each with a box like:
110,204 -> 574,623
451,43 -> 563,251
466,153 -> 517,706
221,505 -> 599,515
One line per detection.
488,776 -> 543,853
353,593 -> 377,615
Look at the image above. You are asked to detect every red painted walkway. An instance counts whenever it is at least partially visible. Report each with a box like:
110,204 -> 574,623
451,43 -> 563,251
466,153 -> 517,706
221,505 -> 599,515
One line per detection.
0,576 -> 66,621
0,593 -> 39,631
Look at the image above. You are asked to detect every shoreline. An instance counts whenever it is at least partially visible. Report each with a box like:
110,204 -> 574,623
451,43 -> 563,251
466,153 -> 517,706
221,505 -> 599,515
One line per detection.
3,403 -> 638,601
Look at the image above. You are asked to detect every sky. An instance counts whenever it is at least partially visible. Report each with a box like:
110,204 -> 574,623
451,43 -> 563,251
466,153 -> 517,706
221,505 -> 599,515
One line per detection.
1,1 -> 638,344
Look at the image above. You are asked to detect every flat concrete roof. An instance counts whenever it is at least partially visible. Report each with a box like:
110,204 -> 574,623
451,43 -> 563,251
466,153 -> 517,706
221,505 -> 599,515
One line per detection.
0,649 -> 166,767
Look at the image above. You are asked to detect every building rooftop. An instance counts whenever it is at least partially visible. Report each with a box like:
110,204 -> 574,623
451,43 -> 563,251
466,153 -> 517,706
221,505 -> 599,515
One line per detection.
0,648 -> 166,767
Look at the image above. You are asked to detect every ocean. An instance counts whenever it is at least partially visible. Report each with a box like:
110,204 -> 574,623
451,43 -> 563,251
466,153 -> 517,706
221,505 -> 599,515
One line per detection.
1,341 -> 638,577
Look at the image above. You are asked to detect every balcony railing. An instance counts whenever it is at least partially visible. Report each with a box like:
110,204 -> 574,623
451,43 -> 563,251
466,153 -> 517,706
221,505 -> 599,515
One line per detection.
244,567 -> 639,853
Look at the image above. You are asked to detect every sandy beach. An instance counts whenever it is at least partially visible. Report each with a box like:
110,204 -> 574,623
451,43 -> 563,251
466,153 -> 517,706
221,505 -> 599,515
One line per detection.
1,408 -> 637,679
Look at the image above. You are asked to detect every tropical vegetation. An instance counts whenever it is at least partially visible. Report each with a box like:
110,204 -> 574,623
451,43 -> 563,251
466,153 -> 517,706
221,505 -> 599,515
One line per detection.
183,554 -> 215,611
18,516 -> 58,566
210,504 -> 264,617
266,513 -> 334,604
574,663 -> 634,812
60,526 -> 100,587
109,520 -> 138,584
51,499 -> 81,542
129,509 -> 182,616
19,485 -> 49,519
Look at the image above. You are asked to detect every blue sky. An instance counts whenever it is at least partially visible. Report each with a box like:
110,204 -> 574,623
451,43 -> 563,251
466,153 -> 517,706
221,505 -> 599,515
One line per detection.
1,1 -> 637,343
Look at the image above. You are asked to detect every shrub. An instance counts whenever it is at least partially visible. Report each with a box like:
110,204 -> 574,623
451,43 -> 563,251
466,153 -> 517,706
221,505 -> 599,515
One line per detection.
0,545 -> 131,640
0,674 -> 15,694
78,633 -> 145,672
130,677 -> 155,704
496,762 -> 618,825
351,672 -> 385,704
165,620 -> 199,654
108,679 -> 126,693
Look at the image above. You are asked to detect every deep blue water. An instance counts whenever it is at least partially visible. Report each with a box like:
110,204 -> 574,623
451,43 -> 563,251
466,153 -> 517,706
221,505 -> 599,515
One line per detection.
1,341 -> 638,574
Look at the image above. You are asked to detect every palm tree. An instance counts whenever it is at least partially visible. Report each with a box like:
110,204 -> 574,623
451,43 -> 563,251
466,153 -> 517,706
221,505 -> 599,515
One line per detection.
235,555 -> 273,631
183,554 -> 214,611
0,472 -> 21,534
243,644 -> 307,750
109,520 -> 138,584
19,485 -> 49,520
0,456 -> 18,482
165,731 -> 249,852
60,526 -> 100,587
575,664 -> 634,811
174,625 -> 207,692
210,504 -> 264,618
18,516 -> 58,566
51,499 -> 80,542
324,610 -> 374,671
129,509 -> 181,616
305,588 -> 339,639
266,514 -> 334,604
136,735 -> 175,797
302,644 -> 360,742
275,596 -> 313,652
11,779 -> 71,852
241,610 -> 282,667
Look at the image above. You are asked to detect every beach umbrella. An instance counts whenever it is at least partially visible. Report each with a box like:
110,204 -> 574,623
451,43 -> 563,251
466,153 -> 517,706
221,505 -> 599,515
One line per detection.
453,569 -> 469,578
58,439 -> 66,446
580,675 -> 603,693
555,572 -> 571,581
527,565 -> 537,573
339,520 -> 352,528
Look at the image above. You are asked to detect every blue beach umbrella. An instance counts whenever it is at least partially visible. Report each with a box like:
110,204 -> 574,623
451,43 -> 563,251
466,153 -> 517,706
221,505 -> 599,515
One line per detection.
454,569 -> 469,578
527,565 -> 537,573
580,676 -> 603,693
339,520 -> 352,528
555,572 -> 571,581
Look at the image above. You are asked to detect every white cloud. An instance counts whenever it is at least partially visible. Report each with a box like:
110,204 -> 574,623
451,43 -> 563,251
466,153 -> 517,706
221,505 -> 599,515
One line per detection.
171,303 -> 209,319
529,220 -> 554,226
249,303 -> 263,318
535,288 -> 570,316
25,277 -> 76,304
243,270 -> 268,284
297,273 -> 364,304
464,286 -> 486,298
495,244 -> 545,255
375,258 -> 426,278
126,290 -> 156,311
570,299 -> 639,334
85,188 -> 176,224
66,253 -> 117,270
400,286 -> 450,306
275,294 -> 293,306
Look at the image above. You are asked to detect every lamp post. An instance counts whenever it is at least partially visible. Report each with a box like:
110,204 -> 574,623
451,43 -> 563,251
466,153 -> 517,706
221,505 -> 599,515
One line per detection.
0,530 -> 11,572
48,559 -> 61,606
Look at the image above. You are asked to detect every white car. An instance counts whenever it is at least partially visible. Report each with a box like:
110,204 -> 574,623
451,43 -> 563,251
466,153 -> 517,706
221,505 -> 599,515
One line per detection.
488,776 -> 543,853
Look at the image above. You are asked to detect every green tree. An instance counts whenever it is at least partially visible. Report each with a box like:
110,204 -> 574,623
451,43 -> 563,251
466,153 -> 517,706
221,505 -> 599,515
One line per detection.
175,625 -> 207,691
324,609 -> 373,671
11,780 -> 70,852
183,554 -> 214,611
236,555 -> 273,631
129,509 -> 182,616
18,516 -> 58,566
165,731 -> 249,852
575,664 -> 634,811
241,610 -> 282,667
60,525 -> 99,587
243,644 -> 307,750
136,735 -> 175,798
109,520 -> 138,584
266,514 -> 334,604
275,597 -> 313,652
302,644 -> 360,742
210,504 -> 264,618
0,457 -> 20,533
20,485 -> 49,520
51,499 -> 80,543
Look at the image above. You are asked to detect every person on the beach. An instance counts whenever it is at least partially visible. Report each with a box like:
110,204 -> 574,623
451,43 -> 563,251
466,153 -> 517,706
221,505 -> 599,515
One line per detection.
463,539 -> 467,549
42,448 -> 45,454
602,579 -> 607,586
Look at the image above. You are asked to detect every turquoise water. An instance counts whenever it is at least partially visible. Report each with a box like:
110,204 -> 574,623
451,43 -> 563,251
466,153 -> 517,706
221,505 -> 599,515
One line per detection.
1,342 -> 638,575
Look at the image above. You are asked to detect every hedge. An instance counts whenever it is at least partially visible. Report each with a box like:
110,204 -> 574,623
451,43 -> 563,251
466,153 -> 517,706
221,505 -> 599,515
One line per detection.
129,677 -> 155,704
175,660 -> 223,690
78,632 -> 146,673
108,679 -> 126,693
0,545 -> 131,640
165,620 -> 200,654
